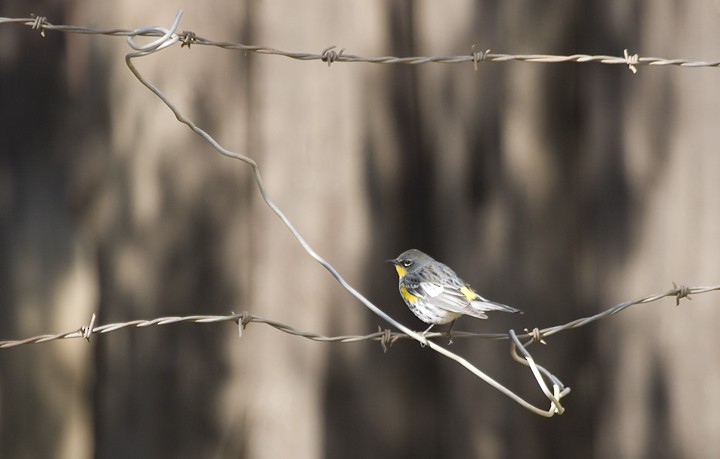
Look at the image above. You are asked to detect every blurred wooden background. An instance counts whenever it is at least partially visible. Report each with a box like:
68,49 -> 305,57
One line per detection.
1,1 -> 720,458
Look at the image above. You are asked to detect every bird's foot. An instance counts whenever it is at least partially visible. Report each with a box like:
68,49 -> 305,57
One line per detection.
418,333 -> 429,348
418,324 -> 435,348
447,321 -> 456,345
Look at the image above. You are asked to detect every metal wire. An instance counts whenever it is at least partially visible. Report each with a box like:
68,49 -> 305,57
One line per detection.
3,284 -> 714,351
2,11 -> 718,418
1,282 -> 716,417
3,15 -> 720,70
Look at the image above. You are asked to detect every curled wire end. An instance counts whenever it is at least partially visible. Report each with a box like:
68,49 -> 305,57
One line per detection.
82,313 -> 97,341
551,385 -> 565,415
31,14 -> 47,37
321,45 -> 345,67
624,49 -> 639,74
672,282 -> 692,306
378,327 -> 396,353
524,327 -> 547,345
126,10 -> 183,56
471,44 -> 490,71
180,30 -> 197,48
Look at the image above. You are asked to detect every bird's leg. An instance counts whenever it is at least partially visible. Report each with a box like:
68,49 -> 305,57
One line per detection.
447,320 -> 456,345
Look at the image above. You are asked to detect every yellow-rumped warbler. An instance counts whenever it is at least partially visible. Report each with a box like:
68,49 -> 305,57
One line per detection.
387,249 -> 522,342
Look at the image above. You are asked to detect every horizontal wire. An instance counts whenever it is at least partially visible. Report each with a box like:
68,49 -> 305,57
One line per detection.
2,284 -> 715,351
2,15 -> 720,69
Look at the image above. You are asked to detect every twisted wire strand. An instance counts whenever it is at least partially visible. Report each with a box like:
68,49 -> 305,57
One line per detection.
3,15 -> 720,69
2,284 -> 714,349
1,283 -> 714,416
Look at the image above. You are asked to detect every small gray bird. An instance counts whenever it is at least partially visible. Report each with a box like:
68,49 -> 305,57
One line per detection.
387,249 -> 522,342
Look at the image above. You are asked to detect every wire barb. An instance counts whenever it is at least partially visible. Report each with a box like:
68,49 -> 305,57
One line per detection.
30,14 -> 47,37
624,49 -> 639,73
239,311 -> 252,337
179,30 -> 197,48
81,313 -> 97,341
524,327 -> 547,345
673,282 -> 692,306
321,45 -> 345,67
378,326 -> 396,353
471,44 -> 490,71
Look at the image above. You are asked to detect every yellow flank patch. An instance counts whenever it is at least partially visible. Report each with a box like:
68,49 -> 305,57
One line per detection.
460,286 -> 477,300
394,265 -> 407,277
400,285 -> 418,303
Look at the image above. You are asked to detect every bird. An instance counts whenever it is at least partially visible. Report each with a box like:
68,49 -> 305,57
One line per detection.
386,248 -> 522,344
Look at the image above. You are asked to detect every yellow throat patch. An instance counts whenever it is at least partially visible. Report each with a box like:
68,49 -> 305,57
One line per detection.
393,265 -> 407,278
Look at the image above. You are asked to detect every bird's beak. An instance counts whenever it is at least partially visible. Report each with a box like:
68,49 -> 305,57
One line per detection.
385,258 -> 398,265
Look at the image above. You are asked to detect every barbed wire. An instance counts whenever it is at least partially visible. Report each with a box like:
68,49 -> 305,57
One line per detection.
3,14 -> 720,70
2,282 -> 716,416
2,283 -> 715,351
2,10 -> 718,418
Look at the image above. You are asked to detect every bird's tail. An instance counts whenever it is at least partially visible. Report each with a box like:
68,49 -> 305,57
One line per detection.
472,298 -> 523,314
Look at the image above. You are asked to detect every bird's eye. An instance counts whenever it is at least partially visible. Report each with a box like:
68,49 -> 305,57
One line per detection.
402,259 -> 413,267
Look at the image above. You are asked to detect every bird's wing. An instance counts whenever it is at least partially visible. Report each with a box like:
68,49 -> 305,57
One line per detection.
436,263 -> 522,315
404,271 -> 489,320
